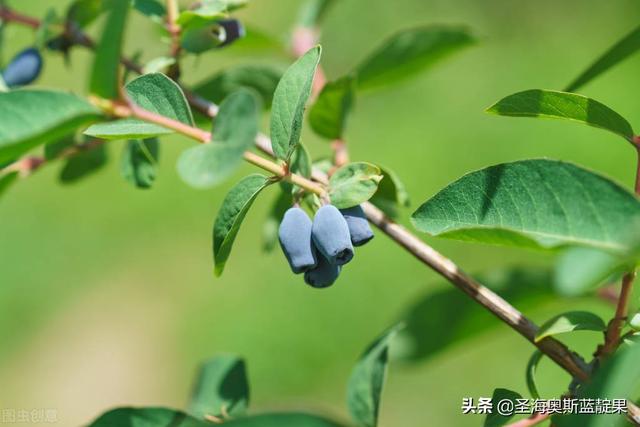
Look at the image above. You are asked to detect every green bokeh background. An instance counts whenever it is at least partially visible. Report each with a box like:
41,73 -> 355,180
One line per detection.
1,0 -> 640,425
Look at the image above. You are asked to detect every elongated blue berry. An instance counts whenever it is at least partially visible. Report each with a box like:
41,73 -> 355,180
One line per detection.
304,252 -> 341,288
340,205 -> 374,246
279,207 -> 317,273
2,48 -> 43,88
218,19 -> 245,47
312,205 -> 354,265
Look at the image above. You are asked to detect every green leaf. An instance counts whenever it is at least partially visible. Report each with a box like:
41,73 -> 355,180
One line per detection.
270,46 -> 321,160
0,90 -> 103,164
142,56 -> 176,74
89,0 -> 130,99
411,159 -> 640,253
328,162 -> 382,209
486,89 -> 634,140
297,0 -> 336,28
347,324 -> 403,427
188,355 -> 249,420
89,408 -> 344,427
525,351 -> 543,399
193,65 -> 282,109
89,407 -> 210,426
121,138 -> 159,189
60,144 -> 108,183
44,137 -> 75,160
288,143 -> 312,195
0,172 -> 18,200
484,388 -> 522,427
67,0 -> 105,28
85,73 -> 194,139
354,25 -> 474,91
369,165 -> 410,219
535,311 -> 606,342
394,267 -> 555,364
566,26 -> 640,92
132,0 -> 165,22
554,343 -> 640,427
177,0 -> 247,26
177,90 -> 260,188
35,9 -> 60,49
553,246 -> 632,296
213,174 -> 272,276
309,76 -> 355,140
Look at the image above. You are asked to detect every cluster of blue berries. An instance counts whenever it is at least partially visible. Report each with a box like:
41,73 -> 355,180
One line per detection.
1,47 -> 43,88
278,204 -> 373,288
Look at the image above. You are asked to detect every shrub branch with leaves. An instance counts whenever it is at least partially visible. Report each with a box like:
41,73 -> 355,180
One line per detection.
2,0 -> 640,426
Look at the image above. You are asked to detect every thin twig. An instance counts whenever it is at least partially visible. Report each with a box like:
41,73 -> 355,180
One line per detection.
165,0 -> 182,79
505,412 -> 550,427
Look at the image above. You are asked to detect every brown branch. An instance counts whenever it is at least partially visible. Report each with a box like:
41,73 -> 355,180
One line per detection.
506,412 -> 550,427
0,6 -> 40,29
165,0 -> 182,79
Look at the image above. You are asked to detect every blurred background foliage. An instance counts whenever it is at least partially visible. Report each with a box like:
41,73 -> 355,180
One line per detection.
1,0 -> 640,425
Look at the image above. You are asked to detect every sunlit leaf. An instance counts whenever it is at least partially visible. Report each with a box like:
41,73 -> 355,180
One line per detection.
329,162 -> 382,209
486,90 -> 634,140
535,311 -> 606,342
213,174 -> 272,276
411,159 -> 640,252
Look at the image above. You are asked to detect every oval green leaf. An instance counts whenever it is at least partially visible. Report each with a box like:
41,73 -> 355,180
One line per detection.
328,162 -> 382,209
270,46 -> 321,160
486,89 -> 634,140
411,159 -> 640,252
121,138 -> 159,189
355,25 -> 474,91
369,165 -> 410,219
347,324 -> 403,427
193,65 -> 282,109
188,355 -> 249,420
535,311 -> 606,342
0,90 -> 103,164
308,76 -> 355,140
213,174 -> 272,276
85,73 -> 195,139
566,26 -> 640,92
484,388 -> 522,427
177,90 -> 260,188
60,144 -> 108,183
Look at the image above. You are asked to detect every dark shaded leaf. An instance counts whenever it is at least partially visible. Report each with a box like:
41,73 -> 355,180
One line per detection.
355,25 -> 474,90
566,26 -> 640,92
188,355 -> 249,420
309,76 -> 355,140
60,144 -> 108,183
484,388 -> 522,427
194,65 -> 282,109
347,324 -> 403,427
121,138 -> 159,189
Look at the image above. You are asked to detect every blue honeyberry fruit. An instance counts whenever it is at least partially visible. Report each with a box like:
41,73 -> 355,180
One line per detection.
279,207 -> 317,274
312,205 -> 354,265
2,47 -> 43,88
218,19 -> 245,47
304,252 -> 341,288
340,205 -> 374,246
